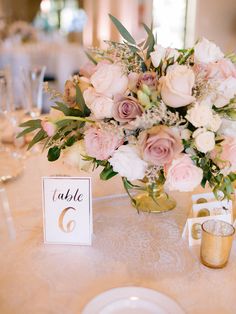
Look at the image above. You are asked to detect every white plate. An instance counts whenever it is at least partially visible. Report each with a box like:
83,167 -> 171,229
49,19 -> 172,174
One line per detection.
82,287 -> 185,314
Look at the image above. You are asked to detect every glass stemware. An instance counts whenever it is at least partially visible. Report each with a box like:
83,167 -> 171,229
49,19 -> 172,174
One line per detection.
21,65 -> 46,118
0,68 -> 24,183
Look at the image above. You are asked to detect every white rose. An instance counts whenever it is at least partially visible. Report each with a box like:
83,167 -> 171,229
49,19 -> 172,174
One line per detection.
219,118 -> 236,137
166,47 -> 180,61
83,87 -> 114,119
186,103 -> 213,127
214,77 -> 236,108
159,64 -> 195,108
194,38 -> 224,64
109,145 -> 148,181
207,114 -> 222,132
194,130 -> 215,153
62,140 -> 92,171
150,44 -> 166,67
90,63 -> 128,98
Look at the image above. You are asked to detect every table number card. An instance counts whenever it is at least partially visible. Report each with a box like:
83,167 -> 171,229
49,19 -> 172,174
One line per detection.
182,192 -> 233,246
42,177 -> 92,245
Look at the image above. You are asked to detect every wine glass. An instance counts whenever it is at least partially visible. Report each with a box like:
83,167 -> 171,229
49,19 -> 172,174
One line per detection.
0,69 -> 24,183
21,65 -> 46,118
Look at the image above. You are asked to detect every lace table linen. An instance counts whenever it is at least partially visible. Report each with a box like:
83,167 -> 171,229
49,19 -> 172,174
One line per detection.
0,154 -> 236,314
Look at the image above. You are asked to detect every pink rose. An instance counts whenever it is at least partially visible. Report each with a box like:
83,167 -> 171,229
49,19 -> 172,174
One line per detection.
84,127 -> 123,160
206,58 -> 236,80
113,95 -> 143,122
90,63 -> 128,98
212,137 -> 236,173
79,62 -> 97,78
83,87 -> 114,120
159,64 -> 195,108
139,125 -> 183,166
165,154 -> 203,192
41,120 -> 56,137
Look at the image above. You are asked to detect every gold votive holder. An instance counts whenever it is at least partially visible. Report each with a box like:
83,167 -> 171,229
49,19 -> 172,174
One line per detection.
200,220 -> 235,268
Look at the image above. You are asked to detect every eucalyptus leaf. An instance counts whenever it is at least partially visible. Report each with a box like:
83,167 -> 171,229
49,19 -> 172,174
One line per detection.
27,129 -> 47,150
85,51 -> 98,65
75,84 -> 90,116
19,119 -> 42,128
142,23 -> 155,59
109,14 -> 136,45
17,127 -> 36,138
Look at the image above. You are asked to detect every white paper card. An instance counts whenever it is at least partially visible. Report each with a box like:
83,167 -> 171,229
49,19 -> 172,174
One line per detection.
182,192 -> 233,246
42,177 -> 92,245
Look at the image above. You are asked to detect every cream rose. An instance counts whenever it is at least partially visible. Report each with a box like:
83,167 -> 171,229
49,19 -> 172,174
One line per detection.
150,45 -> 179,68
90,63 -> 128,98
214,77 -> 236,108
159,64 -> 195,108
194,129 -> 215,153
165,154 -> 203,192
186,103 -> 213,128
83,87 -> 114,119
150,44 -> 166,68
194,38 -> 224,64
109,145 -> 148,181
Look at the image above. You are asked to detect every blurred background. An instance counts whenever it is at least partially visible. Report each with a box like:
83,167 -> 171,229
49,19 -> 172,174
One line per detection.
0,0 -> 235,114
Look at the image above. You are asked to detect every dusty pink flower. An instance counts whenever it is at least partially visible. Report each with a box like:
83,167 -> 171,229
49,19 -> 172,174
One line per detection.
113,95 -> 143,122
165,154 -> 203,192
206,58 -> 236,80
41,120 -> 56,137
137,72 -> 157,90
139,125 -> 183,166
84,127 -> 123,160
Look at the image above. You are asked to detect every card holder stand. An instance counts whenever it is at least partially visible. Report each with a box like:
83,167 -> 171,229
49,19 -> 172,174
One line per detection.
182,192 -> 233,246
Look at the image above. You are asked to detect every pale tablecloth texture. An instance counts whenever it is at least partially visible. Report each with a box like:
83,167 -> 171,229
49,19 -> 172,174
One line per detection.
0,153 -> 236,314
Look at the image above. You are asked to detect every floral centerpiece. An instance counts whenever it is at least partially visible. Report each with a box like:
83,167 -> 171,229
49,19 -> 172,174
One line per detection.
19,15 -> 236,212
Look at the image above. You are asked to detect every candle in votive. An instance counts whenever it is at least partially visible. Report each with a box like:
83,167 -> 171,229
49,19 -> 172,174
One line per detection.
200,220 -> 235,268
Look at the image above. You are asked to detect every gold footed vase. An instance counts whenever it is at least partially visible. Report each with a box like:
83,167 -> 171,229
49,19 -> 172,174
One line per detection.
122,178 -> 176,213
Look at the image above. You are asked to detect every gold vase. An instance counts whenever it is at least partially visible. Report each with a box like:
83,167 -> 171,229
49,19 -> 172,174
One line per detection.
122,178 -> 176,213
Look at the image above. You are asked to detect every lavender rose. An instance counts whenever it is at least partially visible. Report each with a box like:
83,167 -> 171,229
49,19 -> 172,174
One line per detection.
139,125 -> 183,166
113,96 -> 143,122
137,72 -> 157,91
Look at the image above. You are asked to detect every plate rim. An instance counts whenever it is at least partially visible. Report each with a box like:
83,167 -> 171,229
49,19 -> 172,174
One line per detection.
82,286 -> 185,314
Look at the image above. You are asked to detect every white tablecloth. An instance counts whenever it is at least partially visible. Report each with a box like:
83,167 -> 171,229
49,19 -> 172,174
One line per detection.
0,153 -> 236,314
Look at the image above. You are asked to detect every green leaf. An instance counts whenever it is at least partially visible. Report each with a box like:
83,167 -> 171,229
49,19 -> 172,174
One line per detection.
52,102 -> 84,117
27,129 -> 47,150
100,164 -> 117,180
17,127 -> 36,138
228,172 -> 236,182
75,84 -> 91,116
47,146 -> 61,162
65,135 -> 77,147
142,23 -> 155,59
19,119 -> 42,128
109,14 -> 136,45
85,51 -> 98,65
